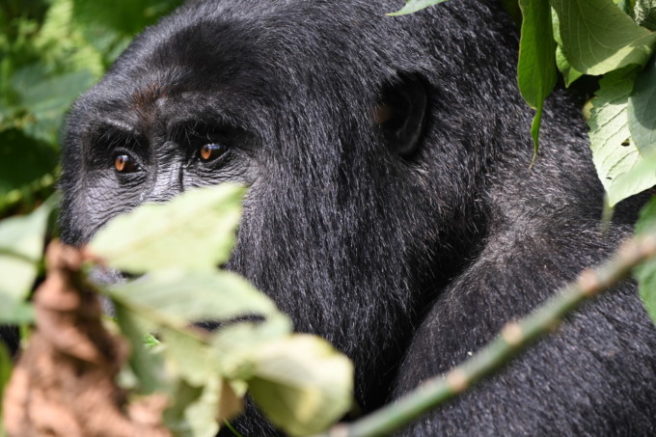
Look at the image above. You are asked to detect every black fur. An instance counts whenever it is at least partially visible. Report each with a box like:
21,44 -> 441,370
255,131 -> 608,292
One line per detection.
59,0 -> 656,435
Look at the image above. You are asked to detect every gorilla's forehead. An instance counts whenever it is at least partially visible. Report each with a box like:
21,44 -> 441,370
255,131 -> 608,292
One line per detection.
101,0 -> 419,96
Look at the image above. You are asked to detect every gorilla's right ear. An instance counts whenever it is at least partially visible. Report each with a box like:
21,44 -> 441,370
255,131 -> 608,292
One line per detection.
374,74 -> 428,158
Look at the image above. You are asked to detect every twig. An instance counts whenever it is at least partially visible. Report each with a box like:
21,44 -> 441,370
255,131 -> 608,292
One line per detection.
312,231 -> 656,437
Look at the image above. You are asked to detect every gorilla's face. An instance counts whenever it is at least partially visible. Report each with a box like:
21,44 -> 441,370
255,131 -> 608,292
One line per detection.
60,88 -> 260,244
59,0 -> 494,409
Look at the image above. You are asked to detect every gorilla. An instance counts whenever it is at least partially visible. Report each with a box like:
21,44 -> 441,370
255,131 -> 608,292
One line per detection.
58,0 -> 656,435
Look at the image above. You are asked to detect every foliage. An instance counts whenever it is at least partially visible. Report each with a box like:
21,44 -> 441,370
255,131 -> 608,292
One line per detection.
0,185 -> 354,436
395,0 -> 656,207
0,0 -> 181,216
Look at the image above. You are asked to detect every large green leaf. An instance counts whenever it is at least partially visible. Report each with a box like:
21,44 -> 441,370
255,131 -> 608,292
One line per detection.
587,69 -> 656,205
90,184 -> 245,272
517,0 -> 557,156
0,197 -> 53,301
249,335 -> 353,436
551,0 -> 656,75
634,197 -> 656,325
387,0 -> 450,16
628,56 -> 656,154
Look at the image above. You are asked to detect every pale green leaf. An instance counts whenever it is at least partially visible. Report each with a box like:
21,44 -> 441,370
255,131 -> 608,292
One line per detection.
387,0 -> 449,16
587,69 -> 656,205
108,269 -> 288,327
249,335 -> 353,436
551,0 -> 656,75
634,197 -> 656,325
210,318 -> 293,380
0,294 -> 34,324
164,378 -> 242,437
628,56 -> 656,154
0,198 -> 53,301
113,304 -> 168,394
606,150 -> 656,205
90,184 -> 245,273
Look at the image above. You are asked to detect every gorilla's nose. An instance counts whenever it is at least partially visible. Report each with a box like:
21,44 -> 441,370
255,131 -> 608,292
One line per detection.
146,162 -> 185,202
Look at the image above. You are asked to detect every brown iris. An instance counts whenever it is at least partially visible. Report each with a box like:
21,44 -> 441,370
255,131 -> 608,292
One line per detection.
113,154 -> 138,173
199,143 -> 224,162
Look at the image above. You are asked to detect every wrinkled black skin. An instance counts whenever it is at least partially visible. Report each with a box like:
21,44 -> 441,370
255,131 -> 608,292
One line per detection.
57,0 -> 656,435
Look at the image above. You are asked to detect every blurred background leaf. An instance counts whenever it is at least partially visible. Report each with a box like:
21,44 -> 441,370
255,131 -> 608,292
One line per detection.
0,0 -> 182,217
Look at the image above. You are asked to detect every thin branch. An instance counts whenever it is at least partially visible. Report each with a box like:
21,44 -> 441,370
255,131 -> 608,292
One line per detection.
312,231 -> 656,437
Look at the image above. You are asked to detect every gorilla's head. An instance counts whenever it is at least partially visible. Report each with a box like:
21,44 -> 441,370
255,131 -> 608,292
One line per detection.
60,0 -> 526,409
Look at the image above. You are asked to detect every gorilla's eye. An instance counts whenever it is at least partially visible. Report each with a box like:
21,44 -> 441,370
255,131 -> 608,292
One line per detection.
199,143 -> 226,162
113,154 -> 139,173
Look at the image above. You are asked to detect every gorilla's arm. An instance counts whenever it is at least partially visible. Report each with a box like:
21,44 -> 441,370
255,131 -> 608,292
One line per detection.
394,218 -> 656,436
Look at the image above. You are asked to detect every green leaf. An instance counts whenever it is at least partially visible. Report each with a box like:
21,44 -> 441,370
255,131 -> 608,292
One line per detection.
555,46 -> 584,87
634,197 -> 656,325
606,150 -> 656,204
551,0 -> 656,75
517,0 -> 557,157
587,68 -> 656,206
628,55 -> 656,154
387,0 -> 450,16
249,335 -> 353,436
113,304 -> 168,394
0,197 -> 53,301
0,294 -> 34,324
552,11 -> 583,86
108,269 -> 289,327
90,184 -> 246,273
164,378 -> 242,437
518,0 -> 557,109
